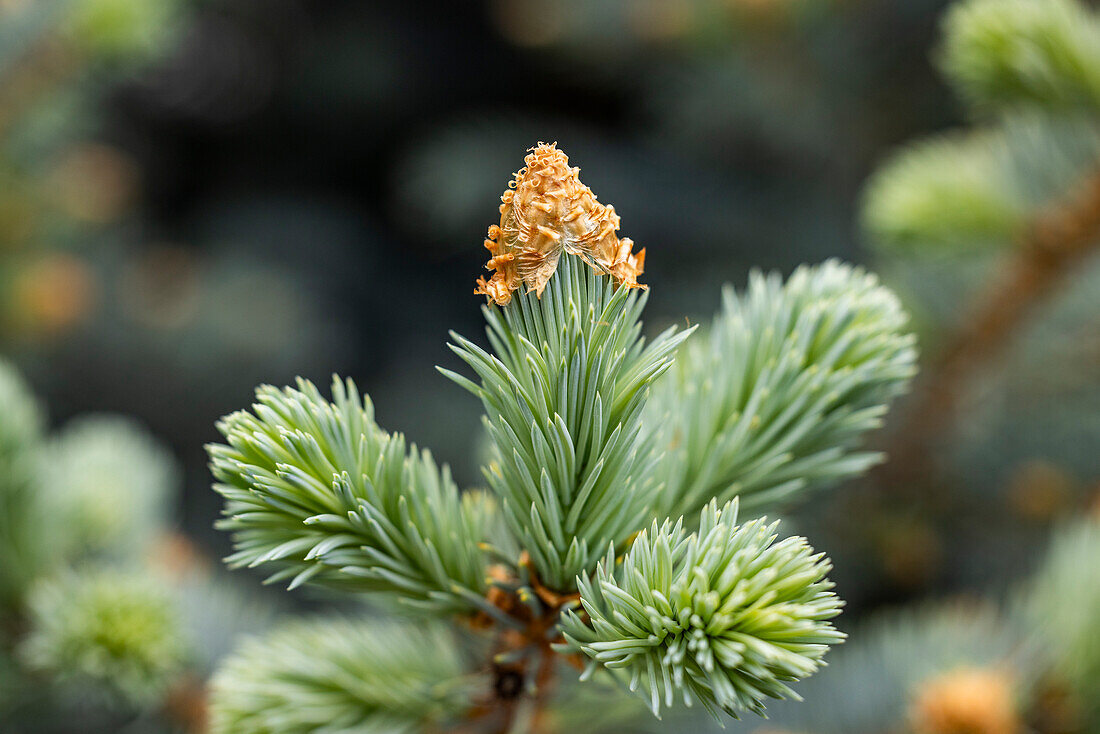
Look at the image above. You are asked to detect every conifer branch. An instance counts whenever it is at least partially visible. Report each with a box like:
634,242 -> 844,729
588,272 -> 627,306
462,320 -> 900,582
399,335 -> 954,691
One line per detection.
20,567 -> 186,707
938,0 -> 1100,113
447,145 -> 692,591
208,377 -> 490,613
204,143 -> 917,729
561,499 -> 844,719
864,0 -> 1100,483
650,260 -> 917,521
1018,518 -> 1100,723
880,167 -> 1100,484
209,617 -> 479,734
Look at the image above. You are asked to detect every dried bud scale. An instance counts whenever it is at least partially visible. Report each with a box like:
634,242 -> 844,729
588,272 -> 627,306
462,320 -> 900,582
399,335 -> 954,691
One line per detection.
475,142 -> 646,305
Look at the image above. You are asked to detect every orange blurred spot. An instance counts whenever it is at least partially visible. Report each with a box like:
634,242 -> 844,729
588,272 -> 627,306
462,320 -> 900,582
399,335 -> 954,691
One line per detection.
909,667 -> 1021,734
11,253 -> 98,333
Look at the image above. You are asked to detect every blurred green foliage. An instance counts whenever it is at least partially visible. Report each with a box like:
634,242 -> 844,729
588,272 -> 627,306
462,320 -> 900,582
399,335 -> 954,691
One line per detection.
209,618 -> 479,734
938,0 -> 1100,112
21,568 -> 185,706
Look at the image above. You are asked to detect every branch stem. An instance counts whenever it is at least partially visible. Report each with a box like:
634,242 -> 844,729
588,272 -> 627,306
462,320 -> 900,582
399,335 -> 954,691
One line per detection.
467,555 -> 579,733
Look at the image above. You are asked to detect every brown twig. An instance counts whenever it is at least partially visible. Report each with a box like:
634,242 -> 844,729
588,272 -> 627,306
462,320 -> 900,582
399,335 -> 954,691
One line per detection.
528,651 -> 559,734
162,674 -> 209,734
877,170 -> 1100,487
461,554 -> 582,734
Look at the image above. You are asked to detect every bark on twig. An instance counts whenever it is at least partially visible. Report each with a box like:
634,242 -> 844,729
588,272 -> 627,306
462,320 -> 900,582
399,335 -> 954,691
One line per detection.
462,554 -> 581,734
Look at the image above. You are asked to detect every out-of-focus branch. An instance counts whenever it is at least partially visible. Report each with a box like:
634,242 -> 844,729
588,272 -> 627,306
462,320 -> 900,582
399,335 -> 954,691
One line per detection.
879,170 -> 1100,486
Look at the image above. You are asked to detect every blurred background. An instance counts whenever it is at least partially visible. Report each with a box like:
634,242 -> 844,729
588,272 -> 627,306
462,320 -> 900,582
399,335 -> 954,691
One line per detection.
0,0 -> 963,566
1,0 -> 1098,731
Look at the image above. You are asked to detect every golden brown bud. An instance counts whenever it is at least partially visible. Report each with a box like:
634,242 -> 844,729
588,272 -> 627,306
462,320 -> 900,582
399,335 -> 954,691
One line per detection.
909,667 -> 1021,734
475,142 -> 646,305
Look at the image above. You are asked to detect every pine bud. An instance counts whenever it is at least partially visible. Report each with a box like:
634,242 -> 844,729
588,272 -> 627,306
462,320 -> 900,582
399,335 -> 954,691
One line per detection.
475,142 -> 645,305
